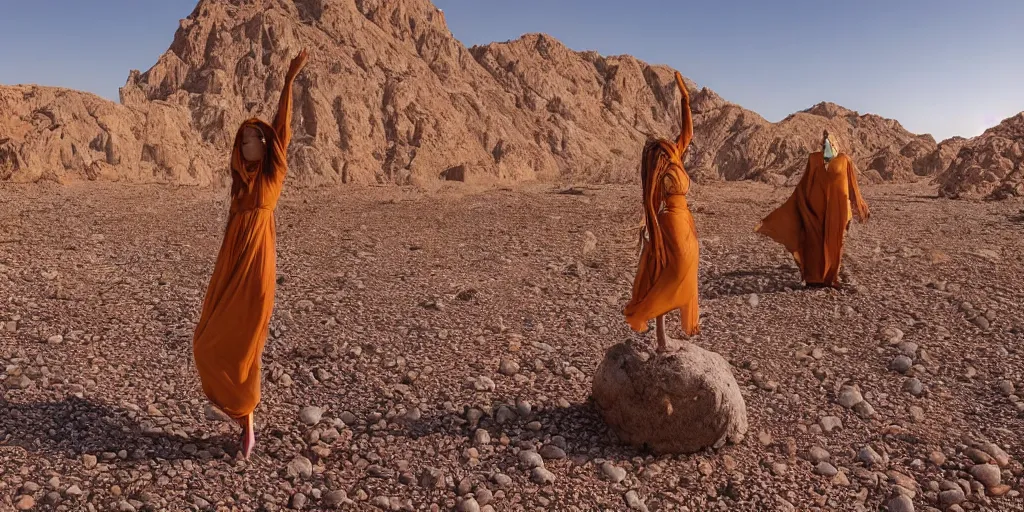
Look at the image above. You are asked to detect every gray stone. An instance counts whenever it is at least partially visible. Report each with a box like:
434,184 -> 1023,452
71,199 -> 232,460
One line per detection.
897,341 -> 919,358
890,356 -> 913,374
886,494 -> 914,512
857,446 -> 884,467
805,446 -> 831,464
286,456 -> 313,479
624,490 -> 649,511
903,378 -> 924,396
456,498 -> 480,512
853,400 -> 876,419
518,450 -> 544,469
838,386 -> 863,408
323,490 -> 348,507
531,467 -> 555,485
814,462 -> 838,477
299,406 -> 324,425
539,445 -> 566,460
939,488 -> 965,506
969,464 -> 1000,488
474,429 -> 491,446
495,406 -> 516,424
498,358 -> 520,376
820,416 -> 843,433
601,462 -> 627,483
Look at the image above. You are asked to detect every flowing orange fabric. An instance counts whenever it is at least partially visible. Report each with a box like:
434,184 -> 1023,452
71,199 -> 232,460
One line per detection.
192,78 -> 295,422
756,151 -> 869,287
623,72 -> 700,335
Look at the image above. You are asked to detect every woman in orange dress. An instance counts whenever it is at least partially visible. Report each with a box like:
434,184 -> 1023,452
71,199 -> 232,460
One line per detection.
623,71 -> 700,353
756,130 -> 870,288
193,49 -> 308,458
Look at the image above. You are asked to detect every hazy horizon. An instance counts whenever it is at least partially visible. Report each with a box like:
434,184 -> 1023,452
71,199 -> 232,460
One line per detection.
1,0 -> 1021,141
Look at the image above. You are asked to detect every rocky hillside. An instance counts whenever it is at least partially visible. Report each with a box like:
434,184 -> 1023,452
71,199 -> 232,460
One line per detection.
1,0 -> 1020,193
937,113 -> 1024,199
0,85 -> 217,184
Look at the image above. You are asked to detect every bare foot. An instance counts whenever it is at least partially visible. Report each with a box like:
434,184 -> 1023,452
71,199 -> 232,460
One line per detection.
656,336 -> 689,354
654,315 -> 694,353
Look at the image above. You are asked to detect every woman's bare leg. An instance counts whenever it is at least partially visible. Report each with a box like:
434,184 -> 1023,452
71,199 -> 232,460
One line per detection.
240,413 -> 255,459
655,315 -> 685,353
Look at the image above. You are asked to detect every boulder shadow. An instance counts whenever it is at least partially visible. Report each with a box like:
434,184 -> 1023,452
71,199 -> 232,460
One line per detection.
0,396 -> 234,462
397,398 -> 707,464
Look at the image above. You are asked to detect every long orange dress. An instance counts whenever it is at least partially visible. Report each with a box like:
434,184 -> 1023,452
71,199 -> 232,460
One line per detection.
623,72 -> 700,336
192,80 -> 294,422
623,146 -> 700,335
756,151 -> 869,287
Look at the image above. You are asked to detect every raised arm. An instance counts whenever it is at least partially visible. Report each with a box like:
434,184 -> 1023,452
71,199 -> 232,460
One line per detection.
674,71 -> 694,152
273,49 -> 309,148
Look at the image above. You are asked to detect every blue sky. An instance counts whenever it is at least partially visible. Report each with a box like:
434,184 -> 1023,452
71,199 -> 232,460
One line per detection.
1,0 -> 1021,141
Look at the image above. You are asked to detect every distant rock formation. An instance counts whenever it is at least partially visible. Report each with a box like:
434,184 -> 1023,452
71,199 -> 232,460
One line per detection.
937,113 -> 1024,199
1,0 -> 1020,197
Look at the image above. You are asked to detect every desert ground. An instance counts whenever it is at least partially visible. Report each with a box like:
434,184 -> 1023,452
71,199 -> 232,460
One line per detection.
0,180 -> 1022,511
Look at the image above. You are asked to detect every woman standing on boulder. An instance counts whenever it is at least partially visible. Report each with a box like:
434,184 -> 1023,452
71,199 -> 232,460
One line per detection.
755,130 -> 870,288
193,49 -> 308,458
623,71 -> 701,353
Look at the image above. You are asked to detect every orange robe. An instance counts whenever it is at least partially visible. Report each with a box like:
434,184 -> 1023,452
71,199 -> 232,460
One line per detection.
623,141 -> 700,335
756,151 -> 869,287
192,82 -> 294,422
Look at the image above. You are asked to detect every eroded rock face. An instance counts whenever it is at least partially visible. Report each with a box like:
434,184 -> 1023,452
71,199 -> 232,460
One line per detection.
592,341 -> 748,454
937,113 -> 1024,199
1,0 -> 1014,190
0,85 -> 218,185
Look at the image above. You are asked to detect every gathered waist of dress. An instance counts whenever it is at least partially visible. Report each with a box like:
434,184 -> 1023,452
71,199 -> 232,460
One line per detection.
230,205 -> 275,215
664,194 -> 689,210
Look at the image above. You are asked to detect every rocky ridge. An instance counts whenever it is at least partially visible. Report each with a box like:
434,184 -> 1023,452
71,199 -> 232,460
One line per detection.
1,0 -> 1021,197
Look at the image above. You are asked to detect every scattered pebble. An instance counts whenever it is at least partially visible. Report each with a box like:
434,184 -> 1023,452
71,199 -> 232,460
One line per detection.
890,355 -> 913,374
601,462 -> 627,483
857,446 -> 884,468
624,490 -> 648,511
287,456 -> 313,479
457,498 -> 480,512
531,467 -> 555,485
903,378 -> 924,396
805,446 -> 831,464
838,386 -> 863,408
969,464 -> 1001,489
820,416 -> 843,433
814,462 -> 838,477
299,406 -> 324,425
886,494 -> 915,512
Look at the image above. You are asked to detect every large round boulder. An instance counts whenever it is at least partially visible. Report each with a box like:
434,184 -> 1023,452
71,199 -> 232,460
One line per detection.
592,340 -> 748,454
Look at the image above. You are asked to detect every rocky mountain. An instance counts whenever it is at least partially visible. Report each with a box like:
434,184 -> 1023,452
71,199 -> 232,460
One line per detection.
937,113 -> 1024,199
0,85 -> 217,184
1,0 -> 1021,195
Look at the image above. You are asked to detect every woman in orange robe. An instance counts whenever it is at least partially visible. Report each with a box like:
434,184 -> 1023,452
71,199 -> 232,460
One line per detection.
193,49 -> 308,458
623,71 -> 700,353
756,130 -> 870,288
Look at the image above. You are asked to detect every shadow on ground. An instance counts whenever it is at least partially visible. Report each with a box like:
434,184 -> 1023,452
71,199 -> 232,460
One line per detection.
396,399 -> 723,465
0,396 -> 233,461
702,265 -> 802,299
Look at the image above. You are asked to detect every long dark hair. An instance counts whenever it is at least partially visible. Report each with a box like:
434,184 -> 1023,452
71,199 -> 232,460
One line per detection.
229,118 -> 279,198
